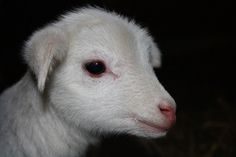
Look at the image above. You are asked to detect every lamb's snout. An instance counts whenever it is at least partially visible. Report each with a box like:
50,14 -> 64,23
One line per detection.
158,101 -> 176,128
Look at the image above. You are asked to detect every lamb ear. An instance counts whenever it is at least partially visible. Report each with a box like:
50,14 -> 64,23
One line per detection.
149,38 -> 162,68
24,26 -> 68,92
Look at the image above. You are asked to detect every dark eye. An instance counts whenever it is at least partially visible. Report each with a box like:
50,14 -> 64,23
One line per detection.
83,60 -> 106,77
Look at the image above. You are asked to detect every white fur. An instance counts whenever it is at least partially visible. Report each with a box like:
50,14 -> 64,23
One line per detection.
0,7 -> 176,157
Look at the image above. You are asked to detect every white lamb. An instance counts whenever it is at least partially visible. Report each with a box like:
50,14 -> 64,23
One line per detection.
0,7 -> 176,157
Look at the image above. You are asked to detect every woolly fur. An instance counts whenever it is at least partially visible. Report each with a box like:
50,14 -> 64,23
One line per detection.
0,7 -> 176,157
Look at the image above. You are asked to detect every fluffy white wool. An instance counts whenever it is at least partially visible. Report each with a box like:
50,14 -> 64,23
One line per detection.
0,7 -> 176,157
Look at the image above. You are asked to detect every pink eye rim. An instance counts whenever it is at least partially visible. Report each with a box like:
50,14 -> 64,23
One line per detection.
83,59 -> 107,78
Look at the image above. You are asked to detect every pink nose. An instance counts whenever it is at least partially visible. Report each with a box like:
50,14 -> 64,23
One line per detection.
158,101 -> 176,127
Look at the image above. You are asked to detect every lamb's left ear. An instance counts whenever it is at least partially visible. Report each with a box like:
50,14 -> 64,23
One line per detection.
24,26 -> 69,92
149,38 -> 162,68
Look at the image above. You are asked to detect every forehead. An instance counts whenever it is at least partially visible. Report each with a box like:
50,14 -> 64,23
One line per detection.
69,18 -> 150,63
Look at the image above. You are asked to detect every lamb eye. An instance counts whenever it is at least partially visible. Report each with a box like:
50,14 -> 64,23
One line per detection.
84,60 -> 106,77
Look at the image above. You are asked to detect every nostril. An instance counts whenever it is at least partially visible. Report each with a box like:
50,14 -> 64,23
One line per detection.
160,107 -> 172,114
159,106 -> 174,118
158,101 -> 176,122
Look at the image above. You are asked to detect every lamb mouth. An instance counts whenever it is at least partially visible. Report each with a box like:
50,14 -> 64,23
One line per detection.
137,119 -> 168,133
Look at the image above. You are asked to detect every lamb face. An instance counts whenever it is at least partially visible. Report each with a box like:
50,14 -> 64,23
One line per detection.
25,8 -> 176,139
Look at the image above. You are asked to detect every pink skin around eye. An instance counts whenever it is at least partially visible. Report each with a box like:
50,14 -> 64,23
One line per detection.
107,69 -> 119,80
83,59 -> 119,79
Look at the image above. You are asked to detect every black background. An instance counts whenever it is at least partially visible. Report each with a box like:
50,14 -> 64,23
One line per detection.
0,0 -> 234,157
